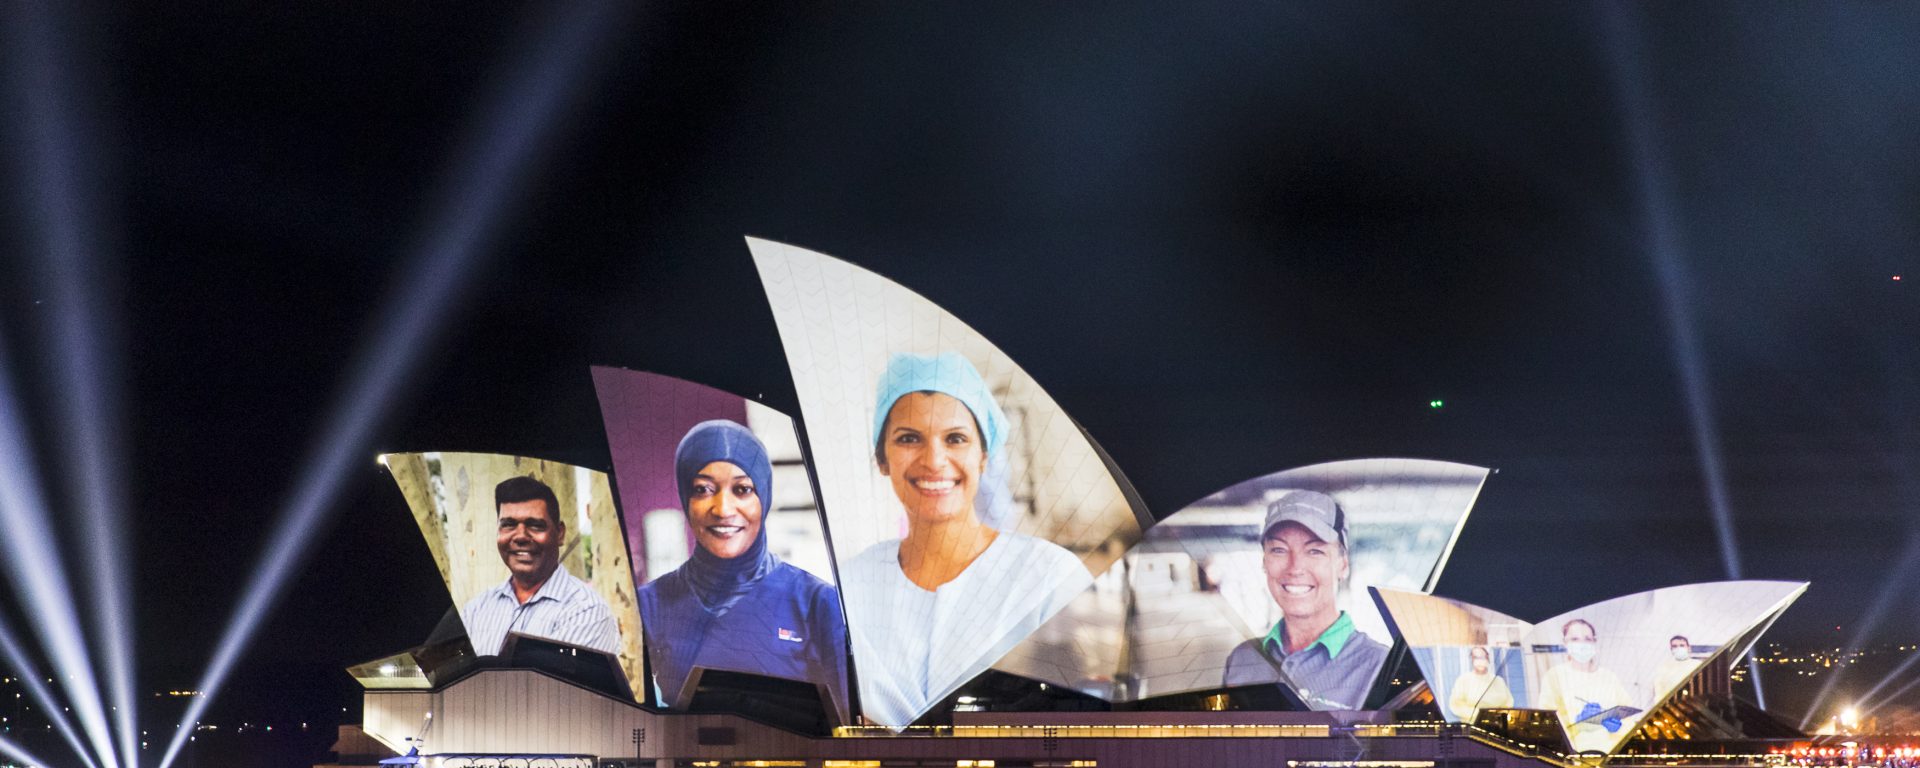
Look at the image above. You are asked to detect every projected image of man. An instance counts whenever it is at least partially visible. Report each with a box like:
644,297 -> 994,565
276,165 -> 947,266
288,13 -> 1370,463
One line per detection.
1221,490 -> 1387,710
1650,634 -> 1700,701
461,476 -> 618,656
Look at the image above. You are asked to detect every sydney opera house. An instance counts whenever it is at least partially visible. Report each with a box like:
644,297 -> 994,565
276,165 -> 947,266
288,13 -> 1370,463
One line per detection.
339,239 -> 1809,768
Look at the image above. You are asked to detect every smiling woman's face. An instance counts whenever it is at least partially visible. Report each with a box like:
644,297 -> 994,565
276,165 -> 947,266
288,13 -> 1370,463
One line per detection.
686,460 -> 763,559
877,391 -> 986,526
1262,522 -> 1347,624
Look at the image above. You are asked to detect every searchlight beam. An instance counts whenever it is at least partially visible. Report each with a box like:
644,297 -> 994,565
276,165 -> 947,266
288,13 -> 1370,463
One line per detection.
4,4 -> 140,765
1597,4 -> 1764,709
155,4 -> 624,767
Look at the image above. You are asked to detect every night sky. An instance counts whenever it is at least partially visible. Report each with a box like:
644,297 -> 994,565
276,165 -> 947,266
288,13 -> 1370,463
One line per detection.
0,0 -> 1915,726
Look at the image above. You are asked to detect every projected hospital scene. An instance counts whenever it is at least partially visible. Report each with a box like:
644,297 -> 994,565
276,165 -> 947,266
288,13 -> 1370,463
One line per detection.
1003,458 -> 1486,706
1375,580 -> 1807,756
381,451 -> 643,697
749,237 -> 1150,727
590,366 -> 848,722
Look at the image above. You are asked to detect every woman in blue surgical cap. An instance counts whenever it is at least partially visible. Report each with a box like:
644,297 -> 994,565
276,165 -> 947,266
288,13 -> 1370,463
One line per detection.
841,352 -> 1091,728
637,420 -> 849,718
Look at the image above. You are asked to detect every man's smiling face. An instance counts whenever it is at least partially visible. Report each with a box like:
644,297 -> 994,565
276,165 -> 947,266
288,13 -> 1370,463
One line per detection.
497,498 -> 563,586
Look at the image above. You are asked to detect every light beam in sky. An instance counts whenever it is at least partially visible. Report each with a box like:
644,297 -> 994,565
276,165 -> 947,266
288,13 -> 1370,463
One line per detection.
0,331 -> 119,768
3,3 -> 139,765
156,3 -> 626,767
1597,4 -> 1765,709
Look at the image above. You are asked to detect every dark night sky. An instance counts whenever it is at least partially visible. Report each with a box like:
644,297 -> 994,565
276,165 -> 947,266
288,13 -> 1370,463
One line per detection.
0,0 -> 1915,718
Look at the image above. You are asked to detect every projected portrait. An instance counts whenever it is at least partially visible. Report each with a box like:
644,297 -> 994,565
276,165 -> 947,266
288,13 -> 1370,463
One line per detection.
1375,580 -> 1809,758
749,238 -> 1148,727
840,352 -> 1091,726
1009,459 -> 1486,706
465,475 -> 619,655
1447,645 -> 1515,721
1536,618 -> 1637,751
1374,590 -> 1536,721
1651,635 -> 1700,699
591,367 -> 847,723
1218,490 -> 1388,709
383,452 -> 643,696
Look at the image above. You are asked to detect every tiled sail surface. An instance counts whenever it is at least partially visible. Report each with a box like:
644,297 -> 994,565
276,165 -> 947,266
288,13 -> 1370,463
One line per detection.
382,451 -> 645,699
589,367 -> 848,722
1376,581 -> 1806,757
1374,588 -> 1533,723
748,237 -> 1148,726
1003,458 -> 1485,703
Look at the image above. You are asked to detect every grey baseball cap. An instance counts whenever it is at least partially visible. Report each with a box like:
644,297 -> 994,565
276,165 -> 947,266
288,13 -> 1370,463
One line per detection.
1262,490 -> 1344,546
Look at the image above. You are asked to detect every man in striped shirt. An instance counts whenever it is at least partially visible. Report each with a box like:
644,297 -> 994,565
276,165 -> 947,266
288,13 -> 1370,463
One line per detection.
460,476 -> 619,656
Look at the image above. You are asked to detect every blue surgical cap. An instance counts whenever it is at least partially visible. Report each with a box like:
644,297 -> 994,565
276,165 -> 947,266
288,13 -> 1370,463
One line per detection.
871,351 -> 1007,458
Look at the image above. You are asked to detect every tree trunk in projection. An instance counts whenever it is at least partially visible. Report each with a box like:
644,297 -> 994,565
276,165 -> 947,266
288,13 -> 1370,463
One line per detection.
583,466 -> 645,691
389,452 -> 453,595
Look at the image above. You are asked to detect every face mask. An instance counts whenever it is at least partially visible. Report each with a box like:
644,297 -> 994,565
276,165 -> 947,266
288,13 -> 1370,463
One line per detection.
1566,642 -> 1598,663
1672,646 -> 1690,661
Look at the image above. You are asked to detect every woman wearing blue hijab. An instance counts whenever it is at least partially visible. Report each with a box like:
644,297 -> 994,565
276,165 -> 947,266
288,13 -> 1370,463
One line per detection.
637,420 -> 849,717
841,352 -> 1091,727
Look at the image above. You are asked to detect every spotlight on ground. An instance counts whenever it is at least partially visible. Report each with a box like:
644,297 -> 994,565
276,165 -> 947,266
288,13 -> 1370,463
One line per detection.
155,4 -> 624,768
4,4 -> 140,766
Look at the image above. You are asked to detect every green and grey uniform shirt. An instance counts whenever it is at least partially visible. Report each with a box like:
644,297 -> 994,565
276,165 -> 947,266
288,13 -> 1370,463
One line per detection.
1220,611 -> 1388,710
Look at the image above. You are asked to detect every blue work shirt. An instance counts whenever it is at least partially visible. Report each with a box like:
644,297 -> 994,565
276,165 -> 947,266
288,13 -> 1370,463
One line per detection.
638,560 -> 849,720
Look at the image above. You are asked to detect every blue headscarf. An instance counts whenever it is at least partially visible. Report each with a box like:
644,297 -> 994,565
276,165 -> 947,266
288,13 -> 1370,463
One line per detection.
871,352 -> 1015,528
674,419 -> 777,614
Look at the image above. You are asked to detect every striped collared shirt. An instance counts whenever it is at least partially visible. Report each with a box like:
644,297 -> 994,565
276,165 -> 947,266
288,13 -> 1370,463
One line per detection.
460,565 -> 618,656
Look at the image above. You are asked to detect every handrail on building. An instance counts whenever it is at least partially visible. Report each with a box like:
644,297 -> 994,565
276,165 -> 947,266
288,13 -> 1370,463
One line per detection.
831,719 -> 1582,768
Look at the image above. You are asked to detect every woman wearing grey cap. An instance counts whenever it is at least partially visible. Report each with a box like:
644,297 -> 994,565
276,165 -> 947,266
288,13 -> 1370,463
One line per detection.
1220,489 -> 1388,710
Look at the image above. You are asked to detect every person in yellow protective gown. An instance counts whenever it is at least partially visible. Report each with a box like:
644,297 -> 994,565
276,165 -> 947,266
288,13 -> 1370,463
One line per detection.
1447,645 -> 1514,722
1537,619 -> 1637,754
1650,635 -> 1701,701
